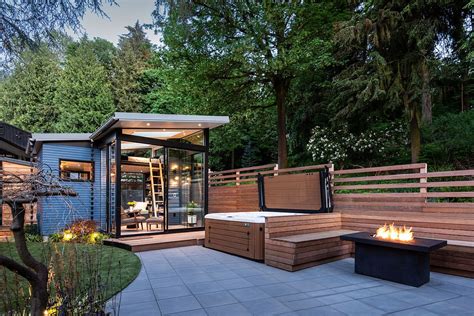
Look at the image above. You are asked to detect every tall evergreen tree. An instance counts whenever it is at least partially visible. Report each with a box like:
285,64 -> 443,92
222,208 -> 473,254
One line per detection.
332,0 -> 471,162
55,38 -> 115,132
0,46 -> 61,132
112,22 -> 153,112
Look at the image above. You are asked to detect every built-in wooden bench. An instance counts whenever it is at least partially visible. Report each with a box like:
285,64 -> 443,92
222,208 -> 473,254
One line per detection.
264,211 -> 474,277
265,213 -> 355,271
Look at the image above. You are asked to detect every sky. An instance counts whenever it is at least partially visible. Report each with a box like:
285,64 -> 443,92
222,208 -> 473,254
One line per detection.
70,0 -> 162,46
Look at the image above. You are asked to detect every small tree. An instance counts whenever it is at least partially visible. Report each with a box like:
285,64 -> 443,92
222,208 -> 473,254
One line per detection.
0,167 -> 75,316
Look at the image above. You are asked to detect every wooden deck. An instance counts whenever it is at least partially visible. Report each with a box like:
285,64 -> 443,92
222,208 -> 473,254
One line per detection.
104,231 -> 205,252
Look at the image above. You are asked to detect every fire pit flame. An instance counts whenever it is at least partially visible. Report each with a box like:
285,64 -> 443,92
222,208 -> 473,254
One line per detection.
374,223 -> 414,242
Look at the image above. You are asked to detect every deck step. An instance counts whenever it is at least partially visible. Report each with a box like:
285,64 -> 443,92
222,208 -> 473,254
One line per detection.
104,231 -> 205,252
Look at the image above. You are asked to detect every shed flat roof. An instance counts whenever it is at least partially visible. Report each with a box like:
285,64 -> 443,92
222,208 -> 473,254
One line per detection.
90,112 -> 229,140
32,133 -> 92,142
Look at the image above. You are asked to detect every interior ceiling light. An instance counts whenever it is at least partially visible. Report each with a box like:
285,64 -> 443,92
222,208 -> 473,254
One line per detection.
146,123 -> 151,126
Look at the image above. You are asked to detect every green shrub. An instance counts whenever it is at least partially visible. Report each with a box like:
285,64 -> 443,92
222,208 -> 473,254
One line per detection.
421,110 -> 474,169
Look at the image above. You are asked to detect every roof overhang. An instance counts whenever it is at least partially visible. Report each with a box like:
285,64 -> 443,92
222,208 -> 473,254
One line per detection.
29,133 -> 92,155
90,112 -> 230,141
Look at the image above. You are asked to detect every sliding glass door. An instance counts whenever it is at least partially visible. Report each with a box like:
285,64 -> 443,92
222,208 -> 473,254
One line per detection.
167,148 -> 205,230
103,130 -> 208,237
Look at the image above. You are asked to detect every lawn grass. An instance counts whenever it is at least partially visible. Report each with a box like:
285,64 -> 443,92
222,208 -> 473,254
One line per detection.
0,241 -> 141,313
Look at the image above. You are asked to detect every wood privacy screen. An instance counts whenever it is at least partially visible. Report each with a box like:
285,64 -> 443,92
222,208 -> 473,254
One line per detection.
208,164 -> 331,213
262,173 -> 322,211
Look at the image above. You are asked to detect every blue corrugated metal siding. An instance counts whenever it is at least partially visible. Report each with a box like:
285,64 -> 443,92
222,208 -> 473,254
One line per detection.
37,143 -> 99,236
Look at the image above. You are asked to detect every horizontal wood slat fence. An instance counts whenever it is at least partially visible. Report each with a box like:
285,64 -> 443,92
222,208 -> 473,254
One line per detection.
209,162 -> 474,214
208,164 -> 331,213
208,162 -> 474,277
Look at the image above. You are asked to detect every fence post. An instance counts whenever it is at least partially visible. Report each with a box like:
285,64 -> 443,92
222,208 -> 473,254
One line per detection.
328,163 -> 335,195
419,164 -> 428,202
236,171 -> 240,186
273,164 -> 279,176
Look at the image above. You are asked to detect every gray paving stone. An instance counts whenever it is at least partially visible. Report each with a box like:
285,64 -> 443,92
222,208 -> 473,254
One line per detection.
232,267 -> 266,277
181,272 -> 214,284
123,278 -> 152,292
331,300 -> 385,316
205,303 -> 252,316
431,281 -> 474,296
387,290 -> 438,306
275,293 -> 310,303
117,300 -> 161,316
119,289 -> 157,305
315,276 -> 354,289
217,277 -> 254,290
281,305 -> 347,316
360,294 -> 417,312
110,246 -> 474,315
244,274 -> 280,286
389,307 -> 439,316
242,297 -> 292,315
208,270 -> 240,280
150,276 -> 185,288
258,283 -> 300,297
422,299 -> 474,315
229,286 -> 270,302
195,290 -> 238,307
283,296 -> 326,311
305,288 -> 337,298
286,279 -> 326,292
317,293 -> 353,305
166,308 -> 207,316
344,288 -> 380,299
186,280 -> 225,294
158,295 -> 202,314
154,285 -> 191,300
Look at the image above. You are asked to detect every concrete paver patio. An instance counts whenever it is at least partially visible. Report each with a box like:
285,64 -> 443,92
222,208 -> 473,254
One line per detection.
108,246 -> 474,315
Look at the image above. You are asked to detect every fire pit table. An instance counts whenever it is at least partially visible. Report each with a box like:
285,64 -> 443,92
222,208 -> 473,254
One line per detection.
341,232 -> 447,287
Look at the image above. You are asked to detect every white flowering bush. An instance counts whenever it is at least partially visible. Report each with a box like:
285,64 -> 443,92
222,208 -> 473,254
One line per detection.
307,122 -> 408,165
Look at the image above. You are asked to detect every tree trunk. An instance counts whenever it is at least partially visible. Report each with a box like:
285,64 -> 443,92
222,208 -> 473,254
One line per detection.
410,114 -> 421,163
274,77 -> 290,169
8,202 -> 48,316
421,61 -> 432,123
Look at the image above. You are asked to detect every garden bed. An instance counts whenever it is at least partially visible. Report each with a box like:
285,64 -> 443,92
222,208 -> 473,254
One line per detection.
0,241 -> 141,314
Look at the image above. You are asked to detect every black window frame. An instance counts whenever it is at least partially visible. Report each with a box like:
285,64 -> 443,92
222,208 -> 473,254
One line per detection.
59,159 -> 94,182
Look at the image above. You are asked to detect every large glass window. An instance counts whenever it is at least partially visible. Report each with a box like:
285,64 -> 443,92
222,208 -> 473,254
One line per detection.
168,148 -> 205,230
60,160 -> 93,181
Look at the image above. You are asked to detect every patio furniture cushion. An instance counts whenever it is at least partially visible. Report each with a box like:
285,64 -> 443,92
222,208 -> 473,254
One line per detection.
146,216 -> 163,223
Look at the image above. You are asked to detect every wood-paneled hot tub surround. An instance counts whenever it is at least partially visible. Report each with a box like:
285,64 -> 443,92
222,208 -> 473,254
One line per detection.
204,212 -> 304,260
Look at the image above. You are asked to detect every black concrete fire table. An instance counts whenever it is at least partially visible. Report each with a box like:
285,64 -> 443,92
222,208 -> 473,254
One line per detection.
341,232 -> 447,287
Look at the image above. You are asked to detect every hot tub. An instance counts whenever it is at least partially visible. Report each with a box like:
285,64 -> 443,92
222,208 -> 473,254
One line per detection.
204,212 -> 304,260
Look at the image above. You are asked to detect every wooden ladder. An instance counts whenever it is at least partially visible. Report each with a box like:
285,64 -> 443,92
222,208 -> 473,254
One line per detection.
149,159 -> 165,217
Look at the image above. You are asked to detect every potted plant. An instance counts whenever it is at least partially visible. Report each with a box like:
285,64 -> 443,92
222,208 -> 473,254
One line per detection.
127,201 -> 136,212
187,201 -> 199,226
